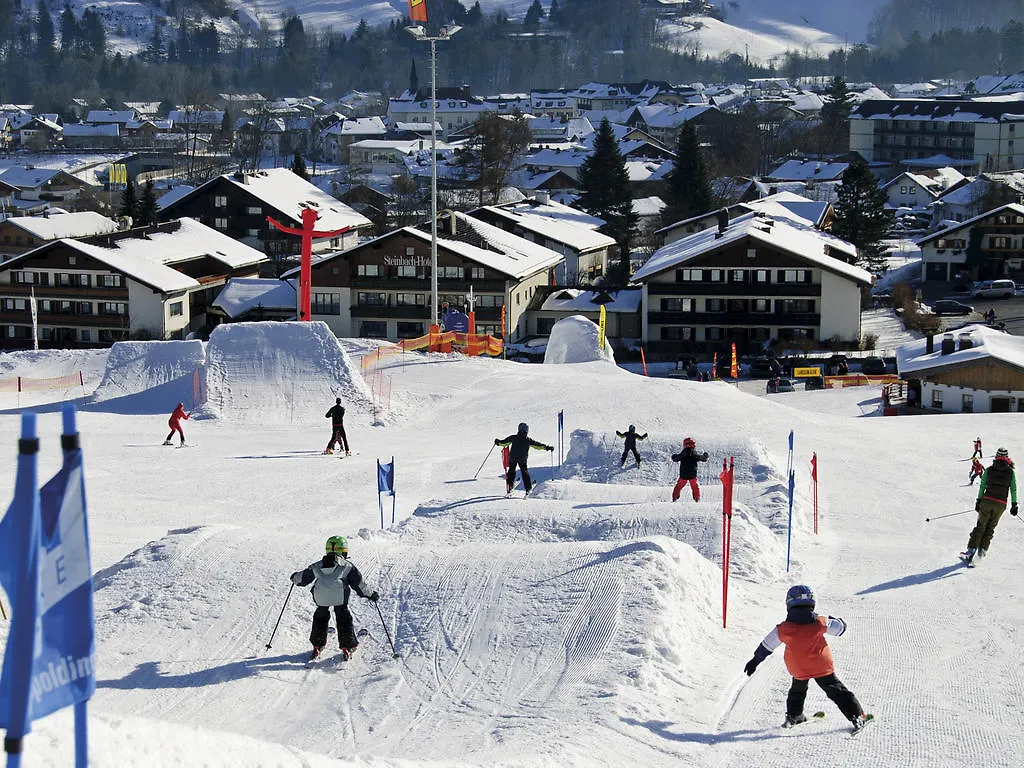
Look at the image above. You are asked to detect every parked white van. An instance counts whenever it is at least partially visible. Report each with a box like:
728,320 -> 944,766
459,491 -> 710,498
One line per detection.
972,279 -> 1017,298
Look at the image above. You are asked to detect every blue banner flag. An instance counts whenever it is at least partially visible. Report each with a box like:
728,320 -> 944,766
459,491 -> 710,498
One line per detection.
558,410 -> 563,432
377,460 -> 395,496
0,413 -> 43,753
788,429 -> 794,452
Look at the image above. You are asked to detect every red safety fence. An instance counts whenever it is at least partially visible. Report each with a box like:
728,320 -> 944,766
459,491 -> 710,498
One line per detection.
361,332 -> 504,373
824,373 -> 901,388
0,371 -> 84,392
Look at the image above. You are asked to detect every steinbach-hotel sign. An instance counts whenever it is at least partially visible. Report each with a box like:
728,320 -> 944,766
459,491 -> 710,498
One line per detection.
383,254 -> 432,268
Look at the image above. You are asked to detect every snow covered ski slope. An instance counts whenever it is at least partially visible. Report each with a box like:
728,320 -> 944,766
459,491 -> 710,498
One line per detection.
0,323 -> 1022,767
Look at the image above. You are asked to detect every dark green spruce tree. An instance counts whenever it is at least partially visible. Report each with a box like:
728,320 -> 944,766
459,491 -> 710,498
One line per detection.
831,158 -> 891,273
820,76 -> 855,154
137,180 -> 159,226
290,152 -> 310,181
119,177 -> 137,223
662,121 -> 713,227
577,119 -> 640,284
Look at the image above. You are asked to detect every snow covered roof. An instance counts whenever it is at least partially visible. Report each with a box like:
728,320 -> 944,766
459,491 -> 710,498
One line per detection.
497,196 -> 606,229
540,288 -> 642,313
896,324 -> 1024,375
470,206 -> 615,253
86,110 -> 139,124
767,159 -> 848,181
4,211 -> 119,240
852,98 -> 1024,123
213,278 -> 297,318
156,185 -> 196,210
5,218 -> 267,293
62,123 -> 119,137
337,117 -> 387,136
632,196 -> 666,217
197,169 -> 372,233
633,211 -> 867,285
0,166 -> 65,189
917,202 -> 1024,245
627,104 -> 715,129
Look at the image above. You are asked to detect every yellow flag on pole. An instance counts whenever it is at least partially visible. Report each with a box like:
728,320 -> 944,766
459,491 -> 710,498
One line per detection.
598,304 -> 607,350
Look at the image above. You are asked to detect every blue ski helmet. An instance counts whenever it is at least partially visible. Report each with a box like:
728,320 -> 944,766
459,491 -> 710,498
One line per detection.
786,585 -> 815,608
518,422 -> 529,434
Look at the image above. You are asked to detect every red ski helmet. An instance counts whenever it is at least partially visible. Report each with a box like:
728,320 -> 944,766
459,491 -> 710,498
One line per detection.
683,437 -> 696,449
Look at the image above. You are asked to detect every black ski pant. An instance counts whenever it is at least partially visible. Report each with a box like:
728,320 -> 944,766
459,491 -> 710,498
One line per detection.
621,446 -> 641,465
787,673 -> 862,721
310,604 -> 357,649
506,459 -> 532,493
326,424 -> 349,452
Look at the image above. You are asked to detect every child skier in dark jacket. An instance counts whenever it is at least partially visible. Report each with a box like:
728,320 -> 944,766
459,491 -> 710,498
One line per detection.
324,397 -> 349,455
744,585 -> 870,733
494,422 -> 553,495
291,535 -> 378,660
671,437 -> 709,501
616,425 -> 648,468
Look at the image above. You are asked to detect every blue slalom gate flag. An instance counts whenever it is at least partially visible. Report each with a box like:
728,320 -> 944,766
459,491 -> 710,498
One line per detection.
557,410 -> 564,464
0,413 -> 43,768
377,458 -> 395,528
0,406 -> 94,768
786,469 -> 796,572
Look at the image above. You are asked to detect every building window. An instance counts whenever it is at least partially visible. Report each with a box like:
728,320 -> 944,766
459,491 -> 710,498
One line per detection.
396,265 -> 417,278
471,267 -> 485,280
662,298 -> 693,312
676,268 -> 702,282
537,317 -> 556,335
962,393 -> 974,413
246,206 -> 261,215
312,293 -> 340,314
932,389 -> 944,409
247,229 -> 260,238
660,326 -> 693,340
438,266 -> 462,279
68,256 -> 76,265
99,274 -> 122,288
779,269 -> 810,283
752,299 -> 771,313
357,292 -> 386,306
750,327 -> 771,341
477,295 -> 503,308
79,302 -> 91,314
359,321 -> 387,337
781,299 -> 815,314
395,293 -> 424,306
80,329 -> 90,342
730,269 -> 745,283
357,264 -> 382,277
708,269 -> 725,282
728,299 -> 747,313
397,321 -> 423,338
214,195 -> 228,207
779,328 -> 814,341
214,218 -> 229,230
991,236 -> 1010,249
101,302 -> 127,315
753,269 -> 769,283
705,327 -> 723,341
706,299 -> 726,312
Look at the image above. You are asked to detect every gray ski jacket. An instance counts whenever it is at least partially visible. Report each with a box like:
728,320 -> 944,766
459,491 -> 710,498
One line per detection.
291,555 -> 374,607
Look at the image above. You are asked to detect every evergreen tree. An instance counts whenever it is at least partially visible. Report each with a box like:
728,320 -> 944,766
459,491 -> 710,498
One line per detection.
290,151 -> 309,181
137,180 -> 159,226
35,0 -> 54,58
409,59 -> 419,97
524,0 -> 545,30
81,8 -> 105,56
577,119 -> 639,283
831,158 -> 891,273
59,3 -> 78,56
820,76 -> 855,153
662,121 -> 712,226
466,1 -> 483,26
119,177 -> 137,223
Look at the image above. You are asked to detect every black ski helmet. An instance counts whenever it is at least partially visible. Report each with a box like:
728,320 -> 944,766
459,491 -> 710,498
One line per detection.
628,424 -> 635,432
336,397 -> 342,404
785,584 -> 815,608
518,422 -> 528,434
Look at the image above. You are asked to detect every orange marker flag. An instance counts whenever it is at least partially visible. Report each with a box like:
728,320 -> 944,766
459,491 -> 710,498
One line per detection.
408,0 -> 428,23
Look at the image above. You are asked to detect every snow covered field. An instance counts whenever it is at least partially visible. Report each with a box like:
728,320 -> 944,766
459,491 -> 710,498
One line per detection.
1,321 -> 1023,767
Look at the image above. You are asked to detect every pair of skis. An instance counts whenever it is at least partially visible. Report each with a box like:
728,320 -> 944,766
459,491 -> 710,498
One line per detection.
308,628 -> 369,666
782,711 -> 875,737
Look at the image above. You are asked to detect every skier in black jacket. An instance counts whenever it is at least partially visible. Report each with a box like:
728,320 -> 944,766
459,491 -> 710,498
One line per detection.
671,437 -> 710,501
324,397 -> 350,455
494,422 -> 553,495
616,425 -> 648,468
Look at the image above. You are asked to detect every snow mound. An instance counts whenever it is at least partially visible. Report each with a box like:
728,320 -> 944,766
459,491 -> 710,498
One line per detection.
543,315 -> 616,364
90,340 -> 206,414
203,321 -> 370,423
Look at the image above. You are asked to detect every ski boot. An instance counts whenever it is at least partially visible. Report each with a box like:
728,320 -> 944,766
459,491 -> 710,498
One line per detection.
850,713 -> 873,734
782,713 -> 807,728
324,448 -> 334,455
310,646 -> 323,661
162,439 -> 173,446
959,547 -> 976,565
976,548 -> 987,561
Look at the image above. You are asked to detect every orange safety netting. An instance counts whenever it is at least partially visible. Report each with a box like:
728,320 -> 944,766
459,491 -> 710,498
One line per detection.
361,333 -> 503,372
0,371 -> 84,392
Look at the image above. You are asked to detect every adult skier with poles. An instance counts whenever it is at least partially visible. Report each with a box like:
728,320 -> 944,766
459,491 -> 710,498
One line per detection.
616,425 -> 648,468
961,447 -> 1018,566
290,535 -> 378,660
743,585 -> 872,734
494,422 -> 553,496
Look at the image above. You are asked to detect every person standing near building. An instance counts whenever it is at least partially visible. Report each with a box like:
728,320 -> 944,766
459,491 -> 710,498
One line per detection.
961,447 -> 1018,565
163,402 -> 190,446
324,397 -> 350,455
616,425 -> 648,468
671,437 -> 709,502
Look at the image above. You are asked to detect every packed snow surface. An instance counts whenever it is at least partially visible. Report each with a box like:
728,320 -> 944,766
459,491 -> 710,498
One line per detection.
0,321 -> 1022,767
543,315 -> 616,365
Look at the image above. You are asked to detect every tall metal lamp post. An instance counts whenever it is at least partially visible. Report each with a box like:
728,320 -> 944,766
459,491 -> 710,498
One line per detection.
405,23 -> 461,330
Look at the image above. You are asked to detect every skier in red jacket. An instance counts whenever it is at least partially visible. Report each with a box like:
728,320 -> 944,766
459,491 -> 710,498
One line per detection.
163,402 -> 190,446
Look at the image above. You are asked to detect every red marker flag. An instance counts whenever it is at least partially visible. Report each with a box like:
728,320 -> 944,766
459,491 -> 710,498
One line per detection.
408,0 -> 428,23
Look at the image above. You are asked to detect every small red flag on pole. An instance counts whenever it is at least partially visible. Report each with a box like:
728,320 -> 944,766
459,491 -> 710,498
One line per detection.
408,0 -> 428,23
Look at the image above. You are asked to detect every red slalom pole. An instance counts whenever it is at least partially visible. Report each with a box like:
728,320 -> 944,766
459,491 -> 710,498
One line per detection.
720,457 -> 735,628
811,452 -> 819,535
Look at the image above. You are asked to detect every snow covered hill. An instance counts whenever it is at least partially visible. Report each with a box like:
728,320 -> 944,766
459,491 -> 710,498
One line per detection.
1,322 -> 1023,767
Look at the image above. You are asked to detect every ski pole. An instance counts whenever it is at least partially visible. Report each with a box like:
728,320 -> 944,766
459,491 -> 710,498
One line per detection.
0,598 -> 6,621
924,510 -> 972,522
265,583 -> 294,649
374,600 -> 400,659
473,443 -> 496,480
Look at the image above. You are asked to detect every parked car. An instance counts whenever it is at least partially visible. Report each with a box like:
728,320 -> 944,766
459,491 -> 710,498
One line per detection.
766,377 -> 795,394
930,299 -> 974,315
748,357 -> 782,378
972,279 -> 1016,298
804,375 -> 826,391
861,356 -> 888,375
